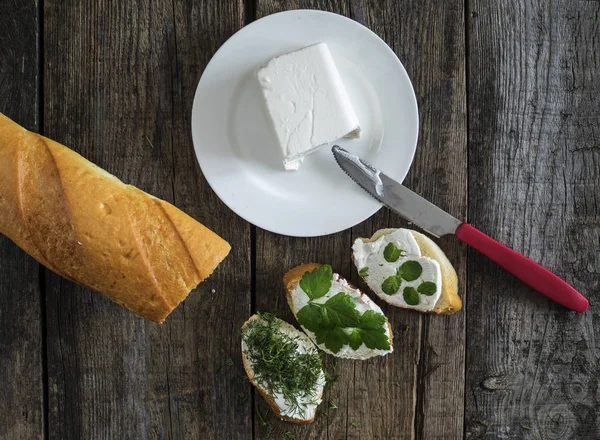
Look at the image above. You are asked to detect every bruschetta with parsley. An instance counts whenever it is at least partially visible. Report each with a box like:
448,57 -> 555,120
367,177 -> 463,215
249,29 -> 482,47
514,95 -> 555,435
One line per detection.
352,228 -> 461,315
284,264 -> 393,360
241,313 -> 326,424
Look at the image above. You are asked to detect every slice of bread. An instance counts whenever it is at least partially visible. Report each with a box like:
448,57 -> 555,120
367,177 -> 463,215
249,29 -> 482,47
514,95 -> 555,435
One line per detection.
284,264 -> 393,360
241,314 -> 325,424
353,228 -> 461,315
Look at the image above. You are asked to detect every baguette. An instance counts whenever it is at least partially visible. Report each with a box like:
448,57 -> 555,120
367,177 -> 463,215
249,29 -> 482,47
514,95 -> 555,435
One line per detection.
284,264 -> 393,360
241,314 -> 325,424
352,228 -> 461,315
0,112 -> 230,323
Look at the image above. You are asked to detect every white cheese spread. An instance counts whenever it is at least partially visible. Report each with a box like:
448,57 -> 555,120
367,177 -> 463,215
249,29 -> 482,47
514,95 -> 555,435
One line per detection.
257,43 -> 360,171
353,229 -> 443,312
290,274 -> 392,359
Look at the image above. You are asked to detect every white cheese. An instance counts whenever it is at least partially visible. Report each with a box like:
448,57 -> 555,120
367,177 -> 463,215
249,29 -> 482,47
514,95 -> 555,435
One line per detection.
242,317 -> 325,421
352,229 -> 443,312
289,274 -> 393,360
257,43 -> 360,171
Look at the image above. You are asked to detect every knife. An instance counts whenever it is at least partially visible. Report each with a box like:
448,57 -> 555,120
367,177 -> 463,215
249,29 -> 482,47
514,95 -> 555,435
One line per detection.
332,145 -> 589,313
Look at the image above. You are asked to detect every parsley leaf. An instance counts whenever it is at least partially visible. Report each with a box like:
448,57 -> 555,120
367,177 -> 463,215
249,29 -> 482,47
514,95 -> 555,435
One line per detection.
347,329 -> 362,350
297,270 -> 391,353
359,310 -> 387,329
383,242 -> 401,262
321,293 -> 361,328
358,267 -> 369,277
315,326 -> 348,353
359,326 -> 390,350
299,265 -> 333,300
398,261 -> 423,281
381,275 -> 401,295
403,286 -> 420,305
417,281 -> 437,296
358,311 -> 390,350
296,303 -> 323,332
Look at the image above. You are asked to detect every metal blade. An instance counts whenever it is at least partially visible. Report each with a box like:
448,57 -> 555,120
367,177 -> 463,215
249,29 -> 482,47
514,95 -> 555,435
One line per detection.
332,145 -> 461,237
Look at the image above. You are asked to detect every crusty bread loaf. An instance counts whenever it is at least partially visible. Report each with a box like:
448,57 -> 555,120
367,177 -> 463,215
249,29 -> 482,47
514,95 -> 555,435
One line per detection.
355,228 -> 461,315
284,263 -> 394,359
241,314 -> 325,424
0,112 -> 230,322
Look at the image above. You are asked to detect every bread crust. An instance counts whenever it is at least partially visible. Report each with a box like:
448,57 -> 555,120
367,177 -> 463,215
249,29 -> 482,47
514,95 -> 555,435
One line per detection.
353,229 -> 461,315
0,112 -> 230,322
241,315 -> 323,424
283,264 -> 394,352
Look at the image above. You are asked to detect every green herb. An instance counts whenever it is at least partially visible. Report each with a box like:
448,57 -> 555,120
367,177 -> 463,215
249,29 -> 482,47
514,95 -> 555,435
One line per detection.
403,287 -> 420,305
242,313 -> 323,416
350,420 -> 361,428
299,265 -> 333,299
398,261 -> 423,281
393,381 -> 401,387
256,405 -> 274,435
296,268 -> 390,353
282,431 -> 296,439
383,242 -> 401,262
358,267 -> 369,277
357,311 -> 390,350
324,366 -> 338,389
347,328 -> 362,350
225,357 -> 234,367
237,391 -> 247,403
298,292 -> 361,331
321,293 -> 362,327
315,326 -> 349,353
381,275 -> 401,295
417,281 -> 437,296
296,304 -> 323,331
522,426 -> 532,430
329,400 -> 338,409
256,405 -> 268,426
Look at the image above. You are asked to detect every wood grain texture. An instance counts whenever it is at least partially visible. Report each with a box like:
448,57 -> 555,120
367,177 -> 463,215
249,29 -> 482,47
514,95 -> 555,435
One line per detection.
252,3 -> 352,440
466,0 -> 600,439
0,1 -> 44,439
43,0 -> 250,439
349,1 -> 467,439
253,1 -> 466,439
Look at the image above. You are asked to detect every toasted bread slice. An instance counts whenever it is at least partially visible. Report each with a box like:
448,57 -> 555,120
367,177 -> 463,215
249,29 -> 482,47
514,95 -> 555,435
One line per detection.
241,314 -> 325,424
284,264 -> 393,359
353,228 -> 461,315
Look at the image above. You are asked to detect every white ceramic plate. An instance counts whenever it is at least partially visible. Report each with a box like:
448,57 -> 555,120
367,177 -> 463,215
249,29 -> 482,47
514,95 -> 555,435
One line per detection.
191,10 -> 418,237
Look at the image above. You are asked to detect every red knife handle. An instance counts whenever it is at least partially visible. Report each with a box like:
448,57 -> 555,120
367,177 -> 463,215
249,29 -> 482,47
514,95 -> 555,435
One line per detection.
455,223 -> 588,312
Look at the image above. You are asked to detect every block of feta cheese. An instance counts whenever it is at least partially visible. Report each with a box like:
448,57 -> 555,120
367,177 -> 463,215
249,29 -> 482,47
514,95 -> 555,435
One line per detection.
257,43 -> 360,171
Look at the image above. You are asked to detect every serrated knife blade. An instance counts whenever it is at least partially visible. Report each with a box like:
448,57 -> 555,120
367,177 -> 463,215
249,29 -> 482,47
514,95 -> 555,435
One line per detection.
332,145 -> 461,237
332,145 -> 589,313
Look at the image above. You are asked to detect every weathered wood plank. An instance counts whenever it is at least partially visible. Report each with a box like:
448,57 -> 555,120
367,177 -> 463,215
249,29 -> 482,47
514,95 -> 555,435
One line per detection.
253,1 -> 467,439
253,3 -> 353,440
43,0 -> 250,438
466,0 -> 600,439
170,1 -> 252,437
349,1 -> 467,439
0,1 -> 44,439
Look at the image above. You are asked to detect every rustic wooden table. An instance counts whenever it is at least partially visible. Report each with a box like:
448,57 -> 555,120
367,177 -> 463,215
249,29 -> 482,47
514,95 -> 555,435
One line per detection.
1,1 -> 598,439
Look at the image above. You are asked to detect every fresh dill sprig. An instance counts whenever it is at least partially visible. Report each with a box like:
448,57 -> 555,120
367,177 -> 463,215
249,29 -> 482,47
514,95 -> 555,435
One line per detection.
243,313 -> 323,416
